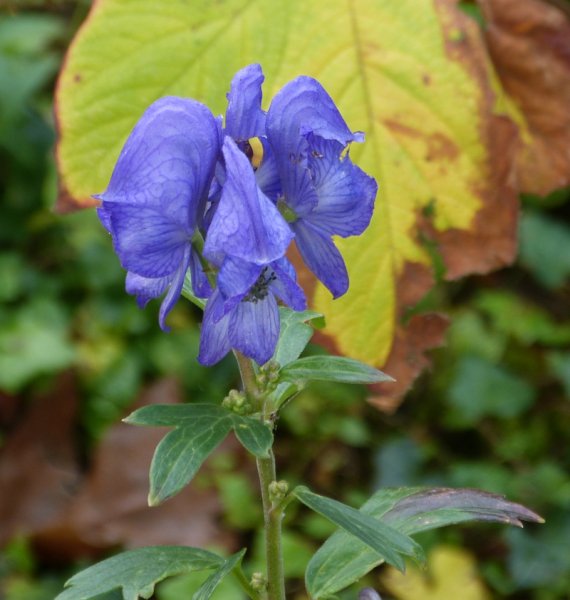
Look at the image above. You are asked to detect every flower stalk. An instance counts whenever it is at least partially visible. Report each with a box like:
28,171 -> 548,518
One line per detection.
235,350 -> 286,600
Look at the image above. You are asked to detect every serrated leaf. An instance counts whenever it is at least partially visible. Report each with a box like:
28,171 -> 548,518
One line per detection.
56,0 -> 522,394
125,404 -> 272,504
306,487 -> 543,599
56,546 -> 224,600
192,549 -> 246,600
293,486 -> 423,575
273,307 -> 324,367
280,356 -> 393,385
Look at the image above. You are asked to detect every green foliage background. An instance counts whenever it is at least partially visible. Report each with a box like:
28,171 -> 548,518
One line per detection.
1,2 -> 569,599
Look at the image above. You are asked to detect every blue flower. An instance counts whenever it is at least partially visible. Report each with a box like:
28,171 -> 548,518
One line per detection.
198,137 -> 305,365
96,97 -> 222,329
266,77 -> 378,298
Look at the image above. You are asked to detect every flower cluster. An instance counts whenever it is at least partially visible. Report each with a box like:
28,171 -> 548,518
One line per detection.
97,64 -> 377,366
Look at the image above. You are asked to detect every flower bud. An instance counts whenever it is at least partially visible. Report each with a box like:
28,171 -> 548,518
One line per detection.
268,479 -> 289,504
250,572 -> 267,591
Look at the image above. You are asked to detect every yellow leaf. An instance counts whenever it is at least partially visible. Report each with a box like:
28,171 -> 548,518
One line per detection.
382,545 -> 491,600
56,0 -> 518,390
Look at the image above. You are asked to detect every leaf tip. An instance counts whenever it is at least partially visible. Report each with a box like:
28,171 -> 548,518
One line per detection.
148,492 -> 161,507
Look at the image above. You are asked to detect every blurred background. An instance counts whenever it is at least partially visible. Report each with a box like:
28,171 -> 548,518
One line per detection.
1,1 -> 570,599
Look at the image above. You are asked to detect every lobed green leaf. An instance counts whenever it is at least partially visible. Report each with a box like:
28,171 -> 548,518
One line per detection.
125,404 -> 272,505
306,487 -> 543,598
56,546 -> 224,600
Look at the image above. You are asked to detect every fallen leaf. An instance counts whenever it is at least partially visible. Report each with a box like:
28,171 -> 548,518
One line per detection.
34,378 -> 235,561
479,0 -> 570,195
0,373 -> 80,546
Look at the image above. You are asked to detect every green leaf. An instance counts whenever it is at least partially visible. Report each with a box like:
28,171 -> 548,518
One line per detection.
280,356 -> 393,386
446,356 -> 535,427
293,486 -> 423,575
56,546 -> 224,600
192,550 -> 245,600
231,415 -> 273,458
474,290 -> 570,346
273,308 -> 324,367
125,404 -> 272,504
0,299 -> 75,392
519,210 -> 570,289
306,487 -> 543,599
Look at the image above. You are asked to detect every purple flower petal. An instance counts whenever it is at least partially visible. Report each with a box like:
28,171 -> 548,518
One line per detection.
189,248 -> 212,299
97,205 -> 112,233
198,288 -> 233,366
293,219 -> 349,298
229,294 -> 279,365
125,272 -> 171,308
106,204 -> 189,278
307,135 -> 377,237
254,139 -> 282,202
204,137 -> 293,265
98,96 -> 222,287
100,97 -> 222,230
158,245 -> 192,331
266,76 -> 364,216
267,76 -> 363,149
218,256 -> 263,300
270,258 -> 307,311
225,63 -> 266,141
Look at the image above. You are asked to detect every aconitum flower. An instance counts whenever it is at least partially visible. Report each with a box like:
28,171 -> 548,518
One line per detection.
266,77 -> 378,298
198,137 -> 305,365
96,97 -> 222,329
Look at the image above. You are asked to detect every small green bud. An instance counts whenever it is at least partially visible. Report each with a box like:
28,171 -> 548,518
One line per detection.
222,389 -> 251,415
268,479 -> 289,504
250,572 -> 267,591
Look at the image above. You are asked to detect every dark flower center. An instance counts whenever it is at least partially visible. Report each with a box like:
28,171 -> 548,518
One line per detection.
244,267 -> 277,303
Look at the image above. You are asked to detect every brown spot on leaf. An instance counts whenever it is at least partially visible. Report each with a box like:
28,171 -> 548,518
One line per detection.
73,73 -> 82,83
384,119 -> 460,162
479,0 -> 570,195
362,0 -> 520,411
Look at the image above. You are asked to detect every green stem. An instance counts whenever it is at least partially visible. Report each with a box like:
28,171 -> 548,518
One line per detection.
233,565 -> 262,600
234,351 -> 286,600
257,452 -> 286,600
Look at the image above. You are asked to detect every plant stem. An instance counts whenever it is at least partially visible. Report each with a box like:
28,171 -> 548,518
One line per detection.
234,351 -> 286,600
257,451 -> 286,600
233,565 -> 262,600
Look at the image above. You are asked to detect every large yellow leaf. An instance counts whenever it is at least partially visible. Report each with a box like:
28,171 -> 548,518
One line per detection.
56,0 -> 519,399
382,545 -> 491,600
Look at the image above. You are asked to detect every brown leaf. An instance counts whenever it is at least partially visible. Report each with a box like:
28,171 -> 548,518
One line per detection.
368,313 -> 450,414
479,0 -> 570,195
0,373 -> 80,546
33,378 -> 235,562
